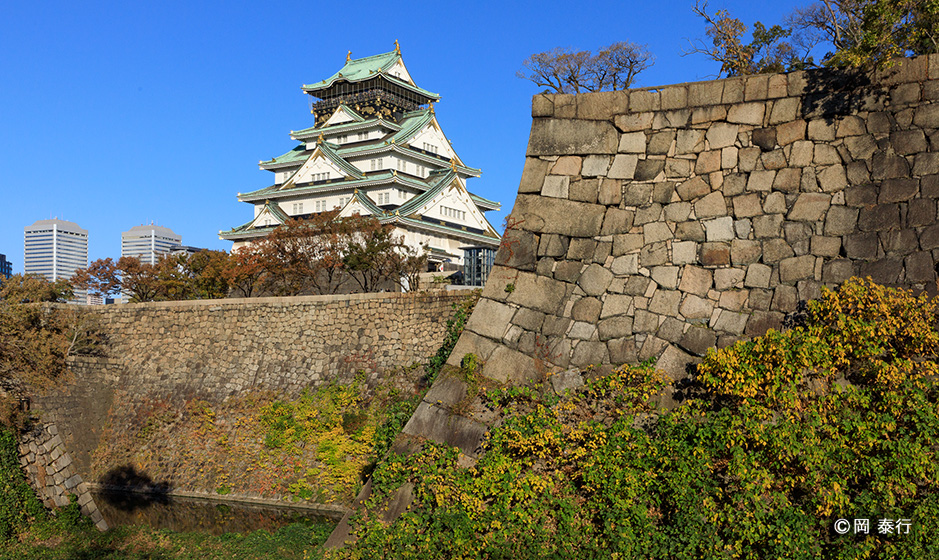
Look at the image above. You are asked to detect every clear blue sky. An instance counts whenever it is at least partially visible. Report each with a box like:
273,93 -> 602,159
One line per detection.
0,0 -> 814,272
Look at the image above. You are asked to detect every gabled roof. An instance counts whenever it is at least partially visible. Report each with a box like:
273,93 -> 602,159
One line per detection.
260,144 -> 309,168
337,189 -> 384,219
239,170 -> 428,202
301,49 -> 440,102
291,116 -> 401,141
219,200 -> 289,239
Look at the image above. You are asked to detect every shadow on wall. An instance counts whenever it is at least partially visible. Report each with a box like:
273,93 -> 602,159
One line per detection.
96,464 -> 172,511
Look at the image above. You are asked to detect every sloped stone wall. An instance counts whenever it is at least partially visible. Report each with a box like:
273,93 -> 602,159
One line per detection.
449,54 -> 939,384
18,423 -> 107,531
34,291 -> 465,480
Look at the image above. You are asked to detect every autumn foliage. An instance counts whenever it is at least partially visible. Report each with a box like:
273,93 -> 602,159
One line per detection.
72,214 -> 428,302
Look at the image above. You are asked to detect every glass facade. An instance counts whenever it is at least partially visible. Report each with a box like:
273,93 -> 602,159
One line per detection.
462,247 -> 495,287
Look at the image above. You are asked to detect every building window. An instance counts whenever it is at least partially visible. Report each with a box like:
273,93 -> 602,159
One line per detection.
423,142 -> 437,154
358,131 -> 367,141
397,158 -> 406,172
292,202 -> 304,214
313,172 -> 328,182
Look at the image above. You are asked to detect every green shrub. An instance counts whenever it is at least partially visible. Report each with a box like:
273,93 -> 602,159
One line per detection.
330,278 -> 939,559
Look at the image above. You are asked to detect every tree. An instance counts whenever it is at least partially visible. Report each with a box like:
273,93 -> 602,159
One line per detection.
685,1 -> 810,77
689,0 -> 939,76
71,258 -> 121,300
115,257 -> 162,303
223,247 -> 266,298
518,42 -> 654,93
183,250 -> 231,300
0,276 -> 101,428
0,274 -> 73,303
788,0 -> 939,69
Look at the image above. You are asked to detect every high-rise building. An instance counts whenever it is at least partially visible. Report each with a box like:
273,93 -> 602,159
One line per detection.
23,218 -> 88,301
219,44 -> 501,282
121,224 -> 182,265
0,253 -> 11,279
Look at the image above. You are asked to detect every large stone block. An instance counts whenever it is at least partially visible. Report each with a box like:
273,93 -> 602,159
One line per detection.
779,255 -> 817,283
880,178 -> 919,203
706,122 -> 739,149
858,204 -> 901,232
578,264 -> 614,296
817,165 -> 847,193
518,158 -> 551,194
700,242 -> 731,266
908,199 -> 936,228
695,191 -> 728,219
704,217 -> 735,242
677,176 -> 710,201
859,258 -> 903,284
511,195 -> 606,237
843,232 -> 880,259
824,205 -> 859,236
576,90 -> 628,120
528,118 -> 619,156
906,251 -> 936,283
728,102 -> 765,125
507,272 -> 570,314
788,193 -> 831,222
649,290 -> 681,316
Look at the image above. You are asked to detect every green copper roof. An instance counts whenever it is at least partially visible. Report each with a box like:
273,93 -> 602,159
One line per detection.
261,145 -> 309,167
469,192 -> 501,210
301,50 -> 440,101
291,116 -> 400,140
240,170 -> 428,201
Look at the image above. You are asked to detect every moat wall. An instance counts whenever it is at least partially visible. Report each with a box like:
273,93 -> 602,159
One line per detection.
448,54 -> 939,387
32,291 -> 466,487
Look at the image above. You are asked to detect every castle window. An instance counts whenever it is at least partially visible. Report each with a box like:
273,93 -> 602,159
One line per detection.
292,202 -> 304,214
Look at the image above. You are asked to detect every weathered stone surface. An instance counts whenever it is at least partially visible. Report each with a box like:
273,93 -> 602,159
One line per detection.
859,258 -> 903,284
731,239 -> 762,264
752,127 -> 777,150
712,309 -> 750,334
512,195 -> 606,237
858,204 -> 900,232
518,158 -> 551,194
695,191 -> 727,218
745,263 -> 772,288
728,102 -> 765,125
598,316 -> 634,341
679,294 -> 714,320
825,205 -> 860,236
465,299 -> 516,340
891,129 -> 928,155
908,199 -> 936,227
747,170 -> 776,192
706,122 -> 739,149
507,272 -> 570,314
679,326 -> 718,356
700,242 -> 730,266
677,176 -> 710,201
608,154 -> 639,179
881,229 -> 917,255
570,341 -> 610,367
843,232 -> 880,259
704,217 -> 735,241
811,235 -> 842,257
550,156 -> 582,176
656,345 -> 698,381
634,158 -> 665,181
906,251 -> 936,283
817,165 -> 847,193
528,118 -> 618,155
715,268 -> 746,290
619,132 -> 646,153
578,264 -> 614,296
880,178 -> 919,203
649,290 -> 681,316
746,310 -> 784,336
779,255 -> 816,283
788,193 -> 831,221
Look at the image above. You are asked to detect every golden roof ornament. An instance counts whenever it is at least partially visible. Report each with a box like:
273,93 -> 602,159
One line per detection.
317,133 -> 324,144
450,158 -> 458,172
346,50 -> 351,62
394,39 -> 400,53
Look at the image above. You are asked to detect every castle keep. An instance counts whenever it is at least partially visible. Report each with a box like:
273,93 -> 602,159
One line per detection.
220,44 -> 501,280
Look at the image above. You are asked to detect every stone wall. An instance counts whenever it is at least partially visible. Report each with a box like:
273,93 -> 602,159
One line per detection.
448,54 -> 939,384
18,422 -> 107,531
33,291 -> 466,480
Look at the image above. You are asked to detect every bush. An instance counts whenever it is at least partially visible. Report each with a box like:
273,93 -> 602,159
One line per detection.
331,278 -> 939,559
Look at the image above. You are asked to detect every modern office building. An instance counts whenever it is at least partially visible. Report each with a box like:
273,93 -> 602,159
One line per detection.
121,224 -> 182,264
220,44 -> 501,284
0,253 -> 11,279
23,218 -> 89,301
